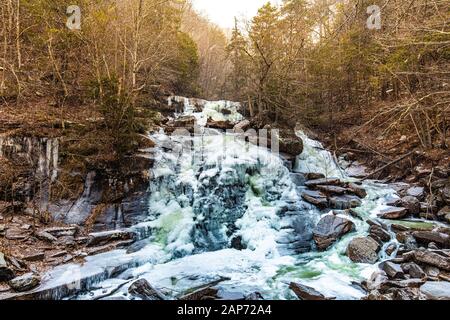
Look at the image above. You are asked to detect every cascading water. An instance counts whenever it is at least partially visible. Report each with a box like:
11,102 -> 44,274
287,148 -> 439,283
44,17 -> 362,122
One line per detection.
26,97 -> 402,300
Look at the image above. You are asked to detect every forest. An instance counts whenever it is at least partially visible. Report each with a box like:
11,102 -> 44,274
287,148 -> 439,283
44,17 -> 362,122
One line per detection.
0,0 -> 449,302
1,1 -> 448,148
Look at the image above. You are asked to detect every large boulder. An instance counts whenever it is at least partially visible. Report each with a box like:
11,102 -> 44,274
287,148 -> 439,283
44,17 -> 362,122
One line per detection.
420,281 -> 450,300
347,237 -> 380,264
8,273 -> 41,292
313,215 -> 355,250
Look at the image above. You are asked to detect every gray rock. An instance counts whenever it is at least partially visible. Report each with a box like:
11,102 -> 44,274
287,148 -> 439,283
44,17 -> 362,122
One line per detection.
369,224 -> 391,244
166,115 -> 196,128
379,278 -> 425,291
0,252 -> 15,281
412,231 -> 450,249
347,237 -> 380,264
313,215 -> 355,250
329,195 -> 362,210
365,270 -> 389,291
385,243 -> 397,256
42,226 -> 78,237
58,236 -> 75,246
9,273 -> 41,292
365,290 -> 393,300
277,130 -> 304,155
301,190 -> 328,209
347,183 -> 367,198
87,230 -> 136,247
289,282 -> 334,300
412,250 -> 450,271
420,281 -> 450,300
407,187 -> 425,201
379,261 -> 404,279
128,279 -> 167,300
401,196 -> 421,215
233,120 -> 251,132
424,266 -> 440,278
402,262 -> 426,279
378,207 -> 408,220
316,185 -> 347,195
396,232 -> 419,250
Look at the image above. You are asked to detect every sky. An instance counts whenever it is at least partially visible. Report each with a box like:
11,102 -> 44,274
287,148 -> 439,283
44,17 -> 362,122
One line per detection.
192,0 -> 281,30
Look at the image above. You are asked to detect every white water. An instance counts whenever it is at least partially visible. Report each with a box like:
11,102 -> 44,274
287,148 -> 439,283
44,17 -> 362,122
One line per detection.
36,97 -> 401,300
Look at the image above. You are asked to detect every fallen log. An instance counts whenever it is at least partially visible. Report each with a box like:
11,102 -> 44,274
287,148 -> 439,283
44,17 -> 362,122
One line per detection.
362,151 -> 415,181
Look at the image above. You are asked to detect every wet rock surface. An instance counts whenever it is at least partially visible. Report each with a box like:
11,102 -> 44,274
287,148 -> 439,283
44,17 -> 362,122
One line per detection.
300,176 -> 367,211
313,215 -> 355,250
378,207 -> 408,220
289,282 -> 334,300
347,237 -> 380,264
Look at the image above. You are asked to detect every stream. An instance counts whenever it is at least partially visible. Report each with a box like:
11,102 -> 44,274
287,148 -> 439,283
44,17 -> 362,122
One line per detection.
30,97 -> 404,300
